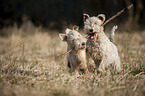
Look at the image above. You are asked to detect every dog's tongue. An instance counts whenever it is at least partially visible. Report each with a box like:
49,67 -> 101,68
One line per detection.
91,36 -> 94,39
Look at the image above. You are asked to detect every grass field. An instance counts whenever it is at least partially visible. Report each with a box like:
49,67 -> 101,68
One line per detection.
0,27 -> 145,96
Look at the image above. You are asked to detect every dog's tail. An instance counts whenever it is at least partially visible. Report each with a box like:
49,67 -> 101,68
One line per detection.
110,25 -> 118,42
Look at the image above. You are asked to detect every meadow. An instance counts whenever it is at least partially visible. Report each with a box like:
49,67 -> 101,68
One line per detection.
0,26 -> 145,96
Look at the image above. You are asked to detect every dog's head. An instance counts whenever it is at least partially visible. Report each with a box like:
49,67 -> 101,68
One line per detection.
59,26 -> 86,51
84,14 -> 105,41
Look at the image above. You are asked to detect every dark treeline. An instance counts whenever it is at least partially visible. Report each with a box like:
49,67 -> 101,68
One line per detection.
0,0 -> 145,30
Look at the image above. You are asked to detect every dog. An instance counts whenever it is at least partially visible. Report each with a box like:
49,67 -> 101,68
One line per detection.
84,14 -> 121,72
59,26 -> 88,73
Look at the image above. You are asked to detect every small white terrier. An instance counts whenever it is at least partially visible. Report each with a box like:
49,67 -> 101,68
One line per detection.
84,14 -> 121,72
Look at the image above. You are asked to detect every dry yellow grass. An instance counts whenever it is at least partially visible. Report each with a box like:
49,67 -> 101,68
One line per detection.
0,27 -> 145,96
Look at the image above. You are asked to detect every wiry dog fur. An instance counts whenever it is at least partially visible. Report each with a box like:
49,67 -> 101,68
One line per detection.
84,14 -> 121,72
59,26 -> 87,73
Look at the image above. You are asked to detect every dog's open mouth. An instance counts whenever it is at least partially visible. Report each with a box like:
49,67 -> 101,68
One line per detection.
80,45 -> 86,49
87,32 -> 98,41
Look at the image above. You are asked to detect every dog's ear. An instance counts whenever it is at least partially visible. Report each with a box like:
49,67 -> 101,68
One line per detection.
97,14 -> 106,23
83,13 -> 90,22
65,28 -> 71,34
59,34 -> 67,41
73,25 -> 79,31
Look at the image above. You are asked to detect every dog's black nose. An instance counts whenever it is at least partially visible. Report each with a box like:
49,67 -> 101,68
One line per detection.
82,42 -> 86,46
89,29 -> 93,32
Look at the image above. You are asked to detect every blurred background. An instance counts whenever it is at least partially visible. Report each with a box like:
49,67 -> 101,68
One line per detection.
0,0 -> 145,33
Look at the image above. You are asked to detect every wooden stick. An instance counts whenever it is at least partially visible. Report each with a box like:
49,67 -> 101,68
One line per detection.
102,4 -> 133,26
56,49 -> 72,58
